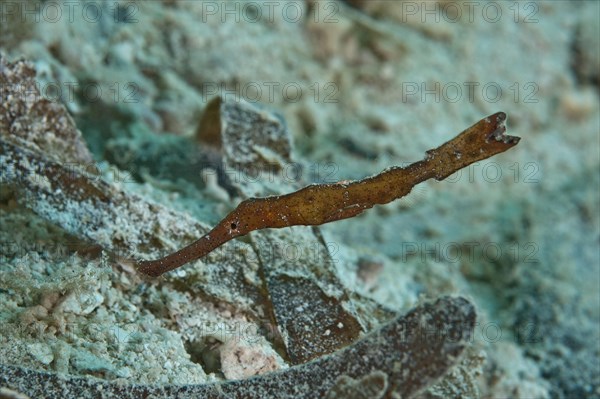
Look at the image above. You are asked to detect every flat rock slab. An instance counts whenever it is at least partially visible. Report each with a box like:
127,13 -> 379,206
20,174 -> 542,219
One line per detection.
0,296 -> 476,399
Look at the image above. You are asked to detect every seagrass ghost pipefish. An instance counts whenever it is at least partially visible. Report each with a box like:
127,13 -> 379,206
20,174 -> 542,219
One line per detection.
136,112 -> 520,277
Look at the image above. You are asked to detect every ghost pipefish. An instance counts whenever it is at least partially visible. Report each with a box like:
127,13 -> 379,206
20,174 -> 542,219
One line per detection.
136,112 -> 519,277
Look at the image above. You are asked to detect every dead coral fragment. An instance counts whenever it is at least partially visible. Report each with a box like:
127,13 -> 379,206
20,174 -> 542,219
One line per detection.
137,112 -> 520,276
196,96 -> 394,365
0,296 -> 476,399
0,56 -> 92,164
